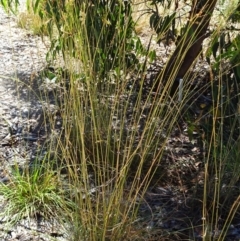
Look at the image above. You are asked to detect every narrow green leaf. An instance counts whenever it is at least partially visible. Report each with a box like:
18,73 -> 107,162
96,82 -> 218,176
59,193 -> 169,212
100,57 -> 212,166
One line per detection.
33,0 -> 41,13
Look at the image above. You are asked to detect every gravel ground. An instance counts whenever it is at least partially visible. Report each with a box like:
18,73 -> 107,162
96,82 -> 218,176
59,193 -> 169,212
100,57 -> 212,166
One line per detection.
0,3 -> 69,241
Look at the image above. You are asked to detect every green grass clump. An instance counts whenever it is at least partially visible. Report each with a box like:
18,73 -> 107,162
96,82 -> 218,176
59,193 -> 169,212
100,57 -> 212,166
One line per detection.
0,160 -> 74,227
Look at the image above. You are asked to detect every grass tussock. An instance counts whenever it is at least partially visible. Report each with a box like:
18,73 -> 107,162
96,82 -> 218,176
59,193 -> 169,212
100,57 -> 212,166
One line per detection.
0,159 -> 74,227
17,11 -> 47,35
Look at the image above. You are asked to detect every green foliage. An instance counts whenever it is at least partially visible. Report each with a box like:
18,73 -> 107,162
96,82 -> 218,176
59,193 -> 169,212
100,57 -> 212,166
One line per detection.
228,0 -> 240,22
29,0 -> 146,80
0,0 -> 19,13
149,0 -> 177,44
0,161 -> 74,226
150,12 -> 176,43
206,32 -> 240,121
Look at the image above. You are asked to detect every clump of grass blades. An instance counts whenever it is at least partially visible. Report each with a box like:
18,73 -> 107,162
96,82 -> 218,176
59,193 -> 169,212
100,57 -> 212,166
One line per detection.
200,74 -> 240,240
197,5 -> 240,239
59,71 -> 183,241
0,159 -> 74,227
17,12 -> 46,35
55,9 -> 188,241
37,1 -> 203,240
